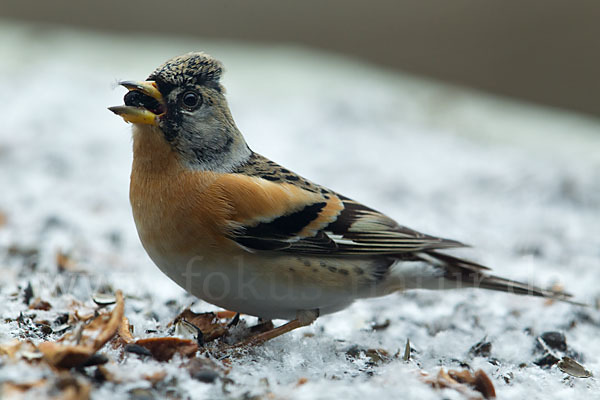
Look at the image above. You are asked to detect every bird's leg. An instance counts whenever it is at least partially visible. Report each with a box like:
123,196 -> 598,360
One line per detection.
227,312 -> 241,327
236,309 -> 319,347
249,318 -> 274,333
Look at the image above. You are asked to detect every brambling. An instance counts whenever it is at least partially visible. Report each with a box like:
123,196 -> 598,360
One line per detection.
109,52 -> 573,344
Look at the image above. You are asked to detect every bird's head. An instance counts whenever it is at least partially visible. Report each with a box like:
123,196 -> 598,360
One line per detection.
109,52 -> 250,171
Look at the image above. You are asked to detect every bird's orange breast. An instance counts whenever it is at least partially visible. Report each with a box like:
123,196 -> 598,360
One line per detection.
129,126 -> 235,259
128,125 -> 341,264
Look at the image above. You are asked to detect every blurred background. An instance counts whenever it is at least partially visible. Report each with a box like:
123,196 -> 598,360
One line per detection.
1,3 -> 600,399
2,0 -> 600,117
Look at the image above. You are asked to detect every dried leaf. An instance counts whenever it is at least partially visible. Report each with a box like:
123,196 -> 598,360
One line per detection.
422,368 -> 496,400
473,370 -> 496,399
89,291 -> 124,350
448,369 -> 476,385
38,342 -> 93,370
172,309 -> 229,342
29,298 -> 52,311
0,340 -> 24,359
2,380 -> 47,397
0,210 -> 7,227
117,316 -> 135,344
21,350 -> 45,361
134,337 -> 198,362
0,340 -> 39,361
56,250 -> 78,272
143,370 -> 167,385
38,291 -> 124,368
52,373 -> 91,400
67,299 -> 96,323
95,365 -> 116,383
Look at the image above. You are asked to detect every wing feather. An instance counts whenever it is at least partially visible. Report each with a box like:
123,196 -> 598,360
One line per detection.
224,174 -> 465,257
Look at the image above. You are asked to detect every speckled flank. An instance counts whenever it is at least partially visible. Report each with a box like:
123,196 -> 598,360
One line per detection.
278,255 -> 388,289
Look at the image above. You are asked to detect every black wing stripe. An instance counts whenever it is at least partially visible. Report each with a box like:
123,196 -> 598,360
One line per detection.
231,193 -> 465,256
237,202 -> 327,240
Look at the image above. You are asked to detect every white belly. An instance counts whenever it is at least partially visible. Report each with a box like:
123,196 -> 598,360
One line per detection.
146,249 -> 360,320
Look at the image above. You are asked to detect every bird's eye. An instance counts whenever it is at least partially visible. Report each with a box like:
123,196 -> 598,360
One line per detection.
181,91 -> 201,109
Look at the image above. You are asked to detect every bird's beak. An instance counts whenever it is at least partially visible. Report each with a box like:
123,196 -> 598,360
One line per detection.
108,81 -> 166,126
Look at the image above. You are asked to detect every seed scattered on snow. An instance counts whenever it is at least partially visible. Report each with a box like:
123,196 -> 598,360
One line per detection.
469,336 -> 492,358
557,357 -> 592,378
370,319 -> 391,331
92,293 -> 117,306
403,338 -> 411,362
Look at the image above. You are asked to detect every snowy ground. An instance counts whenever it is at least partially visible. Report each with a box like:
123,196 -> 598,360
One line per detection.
1,20 -> 600,399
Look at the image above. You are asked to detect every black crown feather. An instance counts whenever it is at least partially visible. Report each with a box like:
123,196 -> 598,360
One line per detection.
148,52 -> 224,92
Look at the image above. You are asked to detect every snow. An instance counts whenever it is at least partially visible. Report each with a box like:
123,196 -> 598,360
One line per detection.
1,19 -> 599,399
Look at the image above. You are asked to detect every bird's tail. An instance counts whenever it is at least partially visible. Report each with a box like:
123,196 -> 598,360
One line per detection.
416,251 -> 581,305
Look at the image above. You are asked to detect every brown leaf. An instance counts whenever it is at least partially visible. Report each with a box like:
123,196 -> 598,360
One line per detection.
473,370 -> 497,399
173,309 -> 229,342
56,250 -> 78,272
117,316 -> 135,344
95,365 -> 117,383
37,342 -> 93,369
0,211 -> 7,227
0,340 -> 39,361
0,340 -> 24,359
143,370 -> 168,385
2,380 -> 47,397
448,369 -> 476,385
296,377 -> 308,386
29,298 -> 52,311
38,291 -> 124,369
88,291 -> 124,350
134,337 -> 198,362
1,374 -> 90,400
53,373 -> 91,400
422,368 -> 496,400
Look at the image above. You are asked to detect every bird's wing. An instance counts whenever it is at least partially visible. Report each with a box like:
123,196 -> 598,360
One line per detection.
215,170 -> 465,257
210,165 -> 577,304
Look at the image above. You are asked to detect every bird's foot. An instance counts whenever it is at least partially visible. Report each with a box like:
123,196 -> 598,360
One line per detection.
234,309 -> 319,347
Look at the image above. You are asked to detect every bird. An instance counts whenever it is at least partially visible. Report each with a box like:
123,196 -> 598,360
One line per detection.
109,52 -> 573,345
